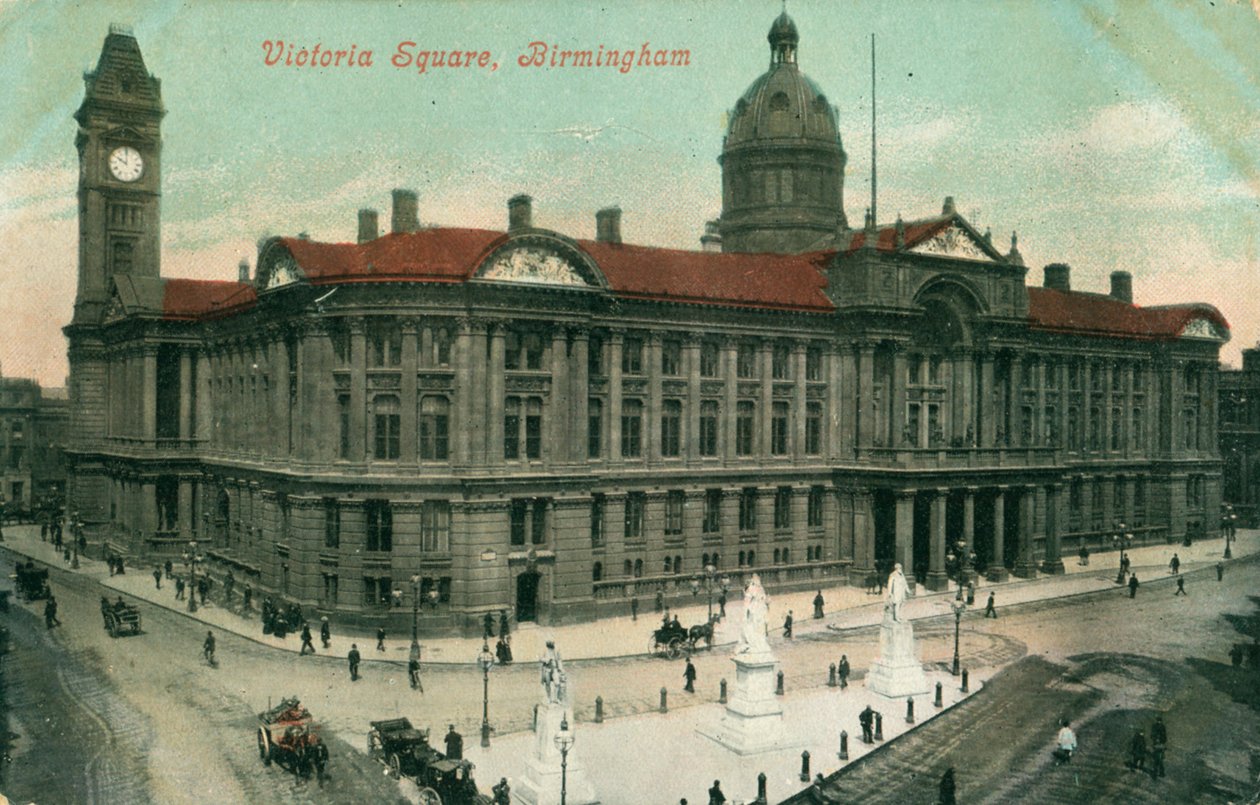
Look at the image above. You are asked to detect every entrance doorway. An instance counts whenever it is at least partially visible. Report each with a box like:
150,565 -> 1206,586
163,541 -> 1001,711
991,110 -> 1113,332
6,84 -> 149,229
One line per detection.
516,570 -> 541,622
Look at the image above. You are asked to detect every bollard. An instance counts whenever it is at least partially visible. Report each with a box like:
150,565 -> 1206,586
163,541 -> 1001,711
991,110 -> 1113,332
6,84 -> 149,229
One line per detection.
839,730 -> 849,760
776,670 -> 785,696
594,695 -> 604,723
800,750 -> 810,782
719,677 -> 728,704
532,703 -> 539,732
660,687 -> 668,713
755,772 -> 768,805
828,663 -> 837,687
961,668 -> 970,693
874,711 -> 884,741
934,682 -> 943,708
906,697 -> 915,724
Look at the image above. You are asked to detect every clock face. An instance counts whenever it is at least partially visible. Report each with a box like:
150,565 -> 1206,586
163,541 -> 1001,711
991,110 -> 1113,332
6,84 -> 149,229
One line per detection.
108,146 -> 144,182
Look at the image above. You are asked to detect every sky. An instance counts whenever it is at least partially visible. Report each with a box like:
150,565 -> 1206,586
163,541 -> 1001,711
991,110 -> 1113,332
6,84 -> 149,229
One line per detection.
0,0 -> 1257,387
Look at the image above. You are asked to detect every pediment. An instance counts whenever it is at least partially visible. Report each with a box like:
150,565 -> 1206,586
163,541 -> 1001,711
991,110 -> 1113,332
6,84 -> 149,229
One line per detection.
476,242 -> 600,288
1180,317 -> 1227,341
256,241 -> 307,291
909,222 -> 1002,263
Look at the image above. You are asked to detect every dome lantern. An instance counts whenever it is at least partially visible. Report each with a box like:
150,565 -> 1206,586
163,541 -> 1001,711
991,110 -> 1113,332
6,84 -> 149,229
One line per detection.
768,11 -> 799,65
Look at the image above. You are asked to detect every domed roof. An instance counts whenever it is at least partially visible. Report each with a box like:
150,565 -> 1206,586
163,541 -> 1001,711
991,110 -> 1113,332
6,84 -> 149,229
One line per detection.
768,11 -> 799,50
724,60 -> 839,149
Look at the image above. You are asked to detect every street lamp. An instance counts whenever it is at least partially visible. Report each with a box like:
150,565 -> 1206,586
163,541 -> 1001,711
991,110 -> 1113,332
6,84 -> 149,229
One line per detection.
689,564 -> 728,623
946,540 -> 973,600
950,597 -> 966,676
1111,523 -> 1132,584
72,517 -> 83,569
1223,505 -> 1237,559
182,540 -> 203,613
477,640 -> 494,748
410,574 -> 422,660
554,714 -> 574,805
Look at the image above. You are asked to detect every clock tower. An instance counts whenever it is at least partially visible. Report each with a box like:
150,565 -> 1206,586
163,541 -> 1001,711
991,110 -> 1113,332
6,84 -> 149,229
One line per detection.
72,23 -> 163,326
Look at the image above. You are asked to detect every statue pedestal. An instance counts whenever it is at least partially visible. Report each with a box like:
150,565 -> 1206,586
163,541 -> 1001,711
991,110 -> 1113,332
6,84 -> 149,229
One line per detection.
866,614 -> 930,699
515,702 -> 598,805
700,650 -> 797,755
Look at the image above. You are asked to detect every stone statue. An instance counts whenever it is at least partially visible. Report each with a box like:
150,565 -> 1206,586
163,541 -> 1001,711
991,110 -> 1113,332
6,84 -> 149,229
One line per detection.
540,640 -> 564,703
737,574 -> 772,655
886,563 -> 908,622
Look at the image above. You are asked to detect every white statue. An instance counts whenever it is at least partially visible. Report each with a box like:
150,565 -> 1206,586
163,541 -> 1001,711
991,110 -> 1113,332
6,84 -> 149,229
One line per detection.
886,563 -> 908,622
737,574 -> 772,654
540,640 -> 565,703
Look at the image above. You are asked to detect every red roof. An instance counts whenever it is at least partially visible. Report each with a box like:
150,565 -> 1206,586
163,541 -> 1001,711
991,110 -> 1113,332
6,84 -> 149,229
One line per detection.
283,229 -> 503,283
1028,287 -> 1228,340
162,278 -> 257,320
838,215 -> 954,253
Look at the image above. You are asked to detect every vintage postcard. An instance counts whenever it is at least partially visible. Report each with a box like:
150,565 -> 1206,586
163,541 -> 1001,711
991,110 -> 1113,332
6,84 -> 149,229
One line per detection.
0,1 -> 1258,803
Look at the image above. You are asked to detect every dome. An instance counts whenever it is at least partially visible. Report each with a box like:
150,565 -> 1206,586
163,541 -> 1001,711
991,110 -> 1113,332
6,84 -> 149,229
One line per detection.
724,62 -> 839,147
768,11 -> 799,52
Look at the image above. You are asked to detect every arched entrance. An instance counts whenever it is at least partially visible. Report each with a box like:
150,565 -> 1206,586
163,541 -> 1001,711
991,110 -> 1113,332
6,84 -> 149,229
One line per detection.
516,570 -> 541,623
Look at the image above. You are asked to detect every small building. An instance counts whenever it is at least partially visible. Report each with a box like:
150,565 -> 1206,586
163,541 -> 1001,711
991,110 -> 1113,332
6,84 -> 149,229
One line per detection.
1220,347 -> 1260,526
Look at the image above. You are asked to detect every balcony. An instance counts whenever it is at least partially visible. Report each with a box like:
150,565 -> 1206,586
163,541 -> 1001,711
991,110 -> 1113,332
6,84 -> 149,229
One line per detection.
858,446 -> 1060,469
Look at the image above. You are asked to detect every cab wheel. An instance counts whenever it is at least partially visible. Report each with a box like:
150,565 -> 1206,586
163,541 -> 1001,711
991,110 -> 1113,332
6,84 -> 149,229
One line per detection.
257,728 -> 272,765
388,752 -> 402,780
417,787 -> 442,805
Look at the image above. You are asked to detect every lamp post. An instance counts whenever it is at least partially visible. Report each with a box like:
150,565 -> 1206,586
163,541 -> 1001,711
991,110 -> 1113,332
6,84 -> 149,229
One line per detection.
72,516 -> 83,569
950,597 -> 966,676
1111,523 -> 1132,583
946,540 -> 972,600
554,714 -> 574,805
182,540 -> 203,613
410,575 -> 422,661
1223,505 -> 1236,559
689,564 -> 728,623
478,639 -> 494,747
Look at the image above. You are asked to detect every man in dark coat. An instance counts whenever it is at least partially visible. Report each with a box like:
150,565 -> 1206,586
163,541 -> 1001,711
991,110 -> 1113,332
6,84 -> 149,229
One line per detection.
1149,716 -> 1167,779
320,618 -> 331,649
242,585 -> 253,611
1169,553 -> 1180,575
44,597 -> 60,629
630,597 -> 639,621
499,609 -> 510,637
859,705 -> 874,743
484,611 -> 495,639
718,589 -> 727,618
164,559 -> 173,579
409,656 -> 423,691
444,724 -> 463,760
492,778 -> 511,805
984,592 -> 997,618
813,590 -> 825,619
311,739 -> 330,788
783,610 -> 794,639
1127,728 -> 1146,771
348,644 -> 361,681
300,623 -> 315,655
376,626 -> 386,652
837,655 -> 851,689
708,779 -> 726,805
939,767 -> 957,805
152,568 -> 162,590
1174,575 -> 1186,596
1128,573 -> 1140,598
684,658 -> 697,693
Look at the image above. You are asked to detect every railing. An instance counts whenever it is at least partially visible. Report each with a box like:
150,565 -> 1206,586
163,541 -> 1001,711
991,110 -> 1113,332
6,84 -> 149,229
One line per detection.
592,560 -> 850,600
858,446 -> 1060,469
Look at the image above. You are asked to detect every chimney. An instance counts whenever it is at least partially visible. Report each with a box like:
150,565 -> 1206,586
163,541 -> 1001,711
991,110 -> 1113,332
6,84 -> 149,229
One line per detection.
942,196 -> 956,216
358,208 -> 379,243
595,207 -> 622,244
508,194 -> 533,232
238,259 -> 250,282
700,219 -> 722,253
1110,270 -> 1133,304
391,189 -> 419,234
1043,263 -> 1071,292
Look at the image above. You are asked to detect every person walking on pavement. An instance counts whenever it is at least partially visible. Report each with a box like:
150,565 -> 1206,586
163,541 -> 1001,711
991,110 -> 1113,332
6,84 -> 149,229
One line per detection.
484,611 -> 495,639
311,740 -> 330,788
1174,575 -> 1186,596
164,559 -> 173,580
783,610 -> 794,639
409,655 -> 423,691
175,576 -> 185,600
684,658 -> 697,693
939,766 -> 957,805
1169,553 -> 1180,575
813,590 -> 825,619
444,725 -> 463,760
320,617 -> 331,649
376,626 -> 386,652
1126,728 -> 1146,772
1216,561 -> 1224,582
203,631 -> 216,664
708,779 -> 726,805
984,592 -> 997,618
1054,720 -> 1077,765
499,609 -> 510,637
300,623 -> 316,655
1128,573 -> 1140,599
837,655 -> 851,689
152,568 -> 162,590
44,596 -> 60,629
492,778 -> 511,805
859,705 -> 874,743
1149,715 -> 1167,779
718,589 -> 727,618
348,644 -> 361,681
630,596 -> 639,621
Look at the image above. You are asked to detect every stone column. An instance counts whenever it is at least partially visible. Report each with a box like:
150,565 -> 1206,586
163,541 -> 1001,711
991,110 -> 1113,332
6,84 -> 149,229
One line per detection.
195,351 -> 211,444
829,342 -> 845,459
857,344 -> 875,448
178,349 -> 192,441
608,330 -> 623,466
400,320 -> 419,463
461,319 -> 488,466
349,319 -> 367,461
989,488 -> 1008,581
572,327 -> 590,465
1013,486 -> 1038,578
894,490 -> 915,593
891,345 -> 908,448
551,328 -> 571,465
178,479 -> 193,538
722,336 -> 738,463
759,339 -> 772,457
142,345 -> 158,441
1082,361 -> 1093,452
963,487 -> 976,551
488,323 -> 506,466
979,352 -> 996,448
925,489 -> 949,591
1008,352 -> 1023,447
1042,483 -> 1065,574
793,340 -> 807,459
646,333 -> 662,465
684,335 -> 701,462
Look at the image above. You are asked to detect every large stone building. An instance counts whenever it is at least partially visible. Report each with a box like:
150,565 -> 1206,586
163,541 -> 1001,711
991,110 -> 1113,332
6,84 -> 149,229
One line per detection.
1,376 -> 69,510
65,18 -> 1228,632
1220,347 -> 1260,526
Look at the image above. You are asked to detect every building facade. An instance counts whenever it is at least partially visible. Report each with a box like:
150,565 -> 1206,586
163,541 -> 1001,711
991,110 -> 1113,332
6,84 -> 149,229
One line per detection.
1220,347 -> 1259,526
65,19 -> 1228,633
1,377 -> 69,511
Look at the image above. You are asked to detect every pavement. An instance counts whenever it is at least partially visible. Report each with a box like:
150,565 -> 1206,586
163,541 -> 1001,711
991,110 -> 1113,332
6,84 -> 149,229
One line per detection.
0,523 -> 1253,668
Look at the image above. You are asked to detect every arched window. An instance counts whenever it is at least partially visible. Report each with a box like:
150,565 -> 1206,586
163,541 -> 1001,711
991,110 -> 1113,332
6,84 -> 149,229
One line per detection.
633,558 -> 643,578
674,555 -> 682,574
738,550 -> 746,567
711,553 -> 720,568
747,550 -> 756,566
623,559 -> 632,577
592,562 -> 603,582
702,553 -> 710,567
773,548 -> 781,564
664,556 -> 673,574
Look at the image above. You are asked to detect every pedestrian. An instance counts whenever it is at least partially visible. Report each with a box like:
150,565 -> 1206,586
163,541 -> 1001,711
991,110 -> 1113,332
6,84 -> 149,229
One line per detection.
500,634 -> 513,663
40,522 -> 47,541
444,724 -> 463,760
320,617 -> 331,649
223,570 -> 235,604
152,567 -> 162,590
1230,643 -> 1244,668
813,590 -> 825,619
859,705 -> 874,743
492,778 -> 511,805
783,610 -> 793,639
1054,720 -> 1076,765
718,589 -> 727,618
203,631 -> 216,664
1149,715 -> 1167,779
984,592 -> 997,618
1126,728 -> 1146,772
348,644 -> 361,681
63,547 -> 71,564
1128,573 -> 1139,599
966,582 -> 975,606
300,623 -> 315,655
684,658 -> 697,693
376,626 -> 386,652
107,554 -> 116,577
655,590 -> 664,613
175,576 -> 185,600
708,779 -> 726,805
939,766 -> 957,805
837,654 -> 850,689
242,584 -> 253,612
44,597 -> 60,629
484,611 -> 495,639
164,559 -> 173,579
1174,575 -> 1186,596
1078,545 -> 1090,566
409,656 -> 423,691
1169,553 -> 1180,575
630,596 -> 639,622
311,739 -> 330,788
499,609 -> 510,637
197,576 -> 208,605
1216,561 -> 1224,582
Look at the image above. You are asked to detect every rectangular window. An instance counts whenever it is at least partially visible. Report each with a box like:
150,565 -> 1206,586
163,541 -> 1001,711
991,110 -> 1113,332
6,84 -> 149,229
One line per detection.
1069,364 -> 1082,390
625,492 -> 645,540
806,347 -> 822,381
739,488 -> 757,532
661,400 -> 682,457
699,401 -> 719,457
736,401 -> 755,456
525,398 -> 542,459
419,396 -> 450,460
703,489 -> 721,534
700,342 -> 719,378
504,397 -> 521,459
622,337 -> 643,374
771,401 -> 789,455
338,394 -> 351,459
737,343 -> 757,378
322,573 -> 338,606
323,498 -> 340,548
505,332 -> 521,370
420,500 -> 451,553
665,490 -> 684,536
330,321 -> 350,366
907,403 -> 921,447
772,344 -> 790,380
621,400 -> 643,457
808,486 -> 824,528
1091,364 -> 1103,391
1067,407 -> 1080,450
510,499 -> 528,545
908,356 -> 923,386
365,500 -> 393,552
531,499 -> 547,544
590,493 -> 605,546
1089,407 -> 1102,451
1133,365 -> 1145,392
524,334 -> 543,371
588,399 -> 602,458
1020,405 -> 1033,447
774,486 -> 792,530
588,335 -> 605,376
1132,407 -> 1144,450
661,340 -> 682,376
1045,406 -> 1058,445
373,396 -> 401,460
367,319 -> 402,367
433,328 -> 451,367
929,356 -> 943,385
1110,407 -> 1122,451
362,576 -> 392,607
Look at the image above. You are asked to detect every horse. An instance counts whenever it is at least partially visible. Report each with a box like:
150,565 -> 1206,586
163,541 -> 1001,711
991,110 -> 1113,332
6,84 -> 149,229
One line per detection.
687,614 -> 720,648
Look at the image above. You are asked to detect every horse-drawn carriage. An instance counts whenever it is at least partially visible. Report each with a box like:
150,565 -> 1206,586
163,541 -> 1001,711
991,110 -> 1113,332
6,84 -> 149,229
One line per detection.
257,698 -> 325,778
100,596 -> 142,637
650,614 -> 718,659
367,717 -> 490,804
12,562 -> 50,602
